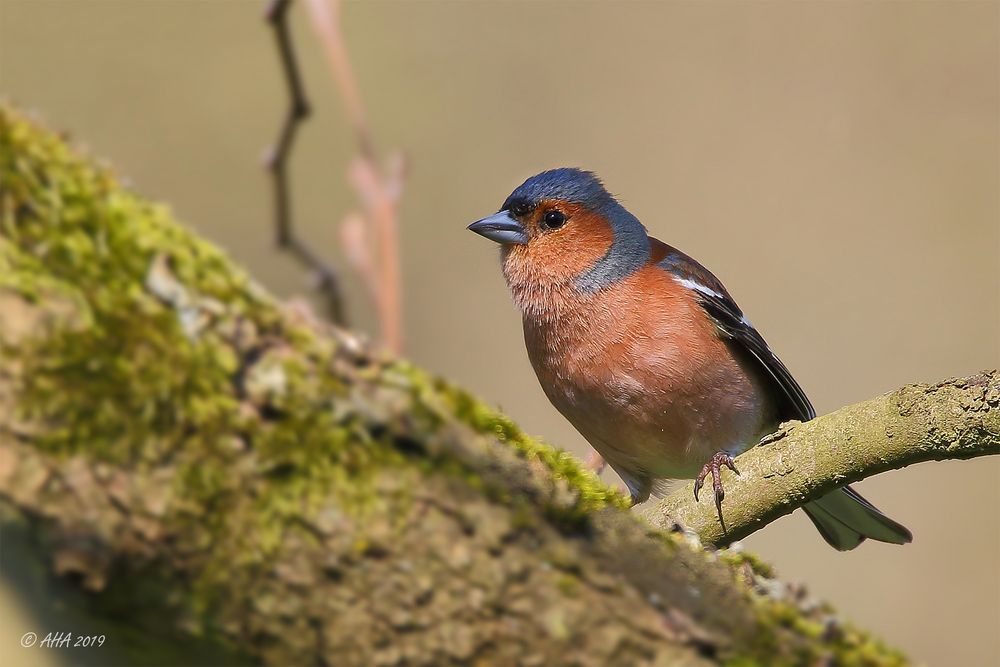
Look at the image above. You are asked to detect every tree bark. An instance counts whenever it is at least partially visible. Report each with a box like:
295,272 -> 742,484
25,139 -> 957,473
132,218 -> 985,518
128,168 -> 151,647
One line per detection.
643,372 -> 1000,546
1,104 -> 982,666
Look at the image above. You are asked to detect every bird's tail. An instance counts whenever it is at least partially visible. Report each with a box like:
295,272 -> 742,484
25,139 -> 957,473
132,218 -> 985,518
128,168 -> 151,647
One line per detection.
803,485 -> 912,551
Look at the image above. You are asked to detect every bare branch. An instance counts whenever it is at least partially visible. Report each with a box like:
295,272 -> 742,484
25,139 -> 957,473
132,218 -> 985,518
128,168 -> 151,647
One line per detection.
639,371 -> 1000,546
263,0 -> 346,324
303,0 -> 404,354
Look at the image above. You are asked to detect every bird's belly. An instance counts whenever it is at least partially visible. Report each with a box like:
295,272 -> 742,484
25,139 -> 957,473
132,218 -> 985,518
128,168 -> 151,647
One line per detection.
562,392 -> 760,479
538,354 -> 771,482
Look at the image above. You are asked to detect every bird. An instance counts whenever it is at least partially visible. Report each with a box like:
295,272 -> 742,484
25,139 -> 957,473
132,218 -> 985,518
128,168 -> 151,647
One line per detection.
467,167 -> 912,550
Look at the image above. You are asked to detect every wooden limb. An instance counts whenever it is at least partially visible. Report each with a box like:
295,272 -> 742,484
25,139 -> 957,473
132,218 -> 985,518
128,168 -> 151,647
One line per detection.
641,372 -> 1000,546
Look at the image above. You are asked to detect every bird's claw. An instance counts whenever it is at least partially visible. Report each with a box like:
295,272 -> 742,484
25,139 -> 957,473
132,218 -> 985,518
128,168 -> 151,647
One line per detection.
693,452 -> 740,519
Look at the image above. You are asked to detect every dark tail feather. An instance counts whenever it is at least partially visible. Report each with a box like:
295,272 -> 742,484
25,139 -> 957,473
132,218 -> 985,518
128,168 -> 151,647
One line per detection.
803,485 -> 913,551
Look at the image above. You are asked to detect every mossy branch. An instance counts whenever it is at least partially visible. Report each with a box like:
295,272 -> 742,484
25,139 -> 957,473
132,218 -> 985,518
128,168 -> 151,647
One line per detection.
0,103 -> 924,666
641,374 -> 1000,546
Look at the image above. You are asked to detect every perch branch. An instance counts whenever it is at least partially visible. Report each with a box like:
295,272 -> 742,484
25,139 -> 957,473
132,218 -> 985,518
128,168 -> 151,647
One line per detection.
640,371 -> 1000,546
263,0 -> 346,324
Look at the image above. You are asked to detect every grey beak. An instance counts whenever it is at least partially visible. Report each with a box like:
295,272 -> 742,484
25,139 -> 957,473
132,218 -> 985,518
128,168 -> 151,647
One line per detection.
467,211 -> 528,245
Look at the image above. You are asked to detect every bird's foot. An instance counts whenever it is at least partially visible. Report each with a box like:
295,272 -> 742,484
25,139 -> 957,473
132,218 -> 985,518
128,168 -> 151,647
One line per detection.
693,452 -> 741,518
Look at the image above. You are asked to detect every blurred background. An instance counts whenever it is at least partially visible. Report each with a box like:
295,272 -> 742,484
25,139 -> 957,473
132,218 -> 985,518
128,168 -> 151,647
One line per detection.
1,1 -> 997,665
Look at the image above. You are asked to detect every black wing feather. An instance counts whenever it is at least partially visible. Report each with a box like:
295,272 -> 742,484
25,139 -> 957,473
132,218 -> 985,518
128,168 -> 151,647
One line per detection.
653,239 -> 912,549
655,240 -> 815,422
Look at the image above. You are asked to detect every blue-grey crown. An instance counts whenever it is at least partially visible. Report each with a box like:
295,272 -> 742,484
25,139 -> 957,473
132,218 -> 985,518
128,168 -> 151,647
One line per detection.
502,168 -> 612,211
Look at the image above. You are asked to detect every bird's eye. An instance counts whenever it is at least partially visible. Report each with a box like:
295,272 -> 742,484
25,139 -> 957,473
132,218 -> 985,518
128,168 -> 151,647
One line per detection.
542,210 -> 567,230
510,201 -> 530,217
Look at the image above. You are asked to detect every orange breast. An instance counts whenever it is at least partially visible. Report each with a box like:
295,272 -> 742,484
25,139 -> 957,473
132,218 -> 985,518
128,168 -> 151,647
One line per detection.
522,264 -> 775,484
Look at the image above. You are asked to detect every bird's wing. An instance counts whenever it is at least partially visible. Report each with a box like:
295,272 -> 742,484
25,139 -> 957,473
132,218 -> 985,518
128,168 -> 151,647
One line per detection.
649,239 -> 913,550
649,237 -> 815,422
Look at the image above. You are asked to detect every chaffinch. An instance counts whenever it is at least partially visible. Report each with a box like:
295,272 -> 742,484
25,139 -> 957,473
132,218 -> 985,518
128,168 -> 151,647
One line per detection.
468,168 -> 911,550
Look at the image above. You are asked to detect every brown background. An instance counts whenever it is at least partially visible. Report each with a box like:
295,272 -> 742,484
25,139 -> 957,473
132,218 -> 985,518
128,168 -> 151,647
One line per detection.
1,1 -> 998,665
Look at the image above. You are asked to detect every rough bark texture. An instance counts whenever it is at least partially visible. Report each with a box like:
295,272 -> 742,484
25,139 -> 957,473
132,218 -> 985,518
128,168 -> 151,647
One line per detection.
0,105 -> 912,666
643,372 -> 1000,546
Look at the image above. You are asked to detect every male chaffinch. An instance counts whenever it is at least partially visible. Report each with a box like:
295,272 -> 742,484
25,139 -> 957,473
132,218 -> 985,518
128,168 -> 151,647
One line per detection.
468,168 -> 911,550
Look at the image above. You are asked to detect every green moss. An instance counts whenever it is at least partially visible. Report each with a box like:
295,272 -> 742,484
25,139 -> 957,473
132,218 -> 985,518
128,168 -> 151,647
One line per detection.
554,573 -> 581,597
0,105 -> 909,666
435,376 -> 629,513
719,549 -> 776,579
743,599 -> 908,667
0,106 -> 410,629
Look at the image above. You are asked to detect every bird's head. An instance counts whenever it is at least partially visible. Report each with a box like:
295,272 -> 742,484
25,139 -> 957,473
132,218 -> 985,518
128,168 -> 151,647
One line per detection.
468,168 -> 649,306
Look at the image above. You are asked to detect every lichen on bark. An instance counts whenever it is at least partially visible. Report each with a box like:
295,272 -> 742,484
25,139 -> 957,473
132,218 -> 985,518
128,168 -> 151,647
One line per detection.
0,105 -> 908,666
643,373 -> 1000,547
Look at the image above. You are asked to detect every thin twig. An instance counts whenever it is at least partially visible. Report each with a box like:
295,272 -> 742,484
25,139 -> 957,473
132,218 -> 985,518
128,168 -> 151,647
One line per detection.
301,0 -> 375,160
264,0 -> 346,324
303,0 -> 405,354
345,154 -> 405,354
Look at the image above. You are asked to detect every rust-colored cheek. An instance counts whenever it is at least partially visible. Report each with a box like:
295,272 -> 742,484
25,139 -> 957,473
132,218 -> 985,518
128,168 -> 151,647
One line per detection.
507,204 -> 614,287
